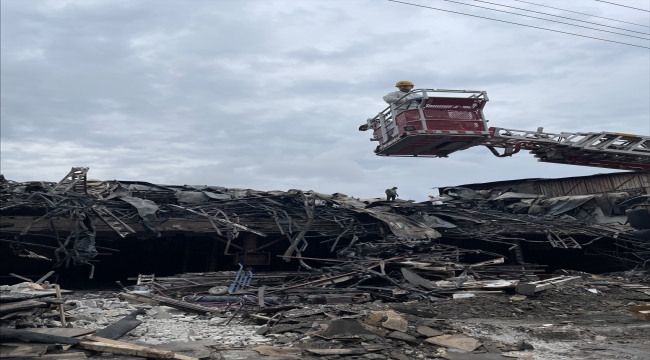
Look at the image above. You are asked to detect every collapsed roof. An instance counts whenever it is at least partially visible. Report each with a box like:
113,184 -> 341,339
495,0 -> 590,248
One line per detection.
1,167 -> 648,278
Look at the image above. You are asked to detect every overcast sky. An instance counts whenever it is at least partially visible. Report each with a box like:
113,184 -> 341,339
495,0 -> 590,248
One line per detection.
1,0 -> 649,200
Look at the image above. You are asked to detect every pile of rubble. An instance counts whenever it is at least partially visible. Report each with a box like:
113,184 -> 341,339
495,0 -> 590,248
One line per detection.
2,167 -> 650,359
1,265 -> 650,359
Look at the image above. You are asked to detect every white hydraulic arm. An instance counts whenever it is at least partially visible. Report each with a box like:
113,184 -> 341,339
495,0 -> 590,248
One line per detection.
484,127 -> 650,171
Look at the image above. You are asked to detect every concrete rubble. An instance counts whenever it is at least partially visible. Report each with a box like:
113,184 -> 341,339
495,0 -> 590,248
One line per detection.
2,272 -> 650,359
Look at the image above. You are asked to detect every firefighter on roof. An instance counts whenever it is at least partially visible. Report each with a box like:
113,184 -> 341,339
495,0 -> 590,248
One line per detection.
385,187 -> 399,201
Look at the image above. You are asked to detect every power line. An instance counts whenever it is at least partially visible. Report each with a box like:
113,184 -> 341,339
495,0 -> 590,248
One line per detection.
435,0 -> 649,40
474,0 -> 649,35
386,0 -> 650,49
513,0 -> 649,28
595,0 -> 650,13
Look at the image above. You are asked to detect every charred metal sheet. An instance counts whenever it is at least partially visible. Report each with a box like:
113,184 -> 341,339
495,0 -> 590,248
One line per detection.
540,195 -> 594,216
357,206 -> 441,240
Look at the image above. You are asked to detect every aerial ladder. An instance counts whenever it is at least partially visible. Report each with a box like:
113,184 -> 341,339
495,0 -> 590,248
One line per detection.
359,89 -> 650,171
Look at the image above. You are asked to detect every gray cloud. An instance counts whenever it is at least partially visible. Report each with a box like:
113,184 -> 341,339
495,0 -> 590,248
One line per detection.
1,0 -> 648,201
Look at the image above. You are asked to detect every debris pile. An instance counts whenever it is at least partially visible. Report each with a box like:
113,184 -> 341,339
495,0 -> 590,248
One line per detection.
2,266 -> 649,359
2,167 -> 650,359
2,168 -> 649,278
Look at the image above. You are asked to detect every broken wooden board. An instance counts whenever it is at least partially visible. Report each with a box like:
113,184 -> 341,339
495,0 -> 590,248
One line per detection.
0,344 -> 48,358
0,289 -> 73,303
77,340 -> 174,359
119,292 -> 218,315
502,353 -> 534,360
425,334 -> 482,352
461,280 -> 518,289
81,336 -> 198,360
25,328 -> 96,338
119,292 -> 158,306
628,304 -> 650,321
0,343 -> 55,351
443,353 -> 511,359
0,310 -> 35,321
381,310 -> 408,332
304,348 -> 367,355
252,345 -> 301,357
0,328 -> 79,345
469,257 -> 505,267
515,276 -> 581,296
40,353 -> 88,359
0,300 -> 48,315
94,309 -> 144,340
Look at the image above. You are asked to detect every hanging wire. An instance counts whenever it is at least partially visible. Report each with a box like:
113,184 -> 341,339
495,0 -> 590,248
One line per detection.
435,0 -> 649,40
513,0 -> 649,28
594,0 -> 650,13
474,0 -> 650,35
386,0 -> 650,49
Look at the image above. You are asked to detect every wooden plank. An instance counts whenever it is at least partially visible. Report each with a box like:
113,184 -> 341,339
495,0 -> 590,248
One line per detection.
0,310 -> 35,321
0,300 -> 48,315
305,348 -> 367,355
425,334 -> 482,352
119,292 -> 158,306
94,309 -> 143,340
0,328 -> 79,345
0,289 -> 73,301
40,353 -> 88,359
0,343 -> 54,351
25,328 -> 96,338
77,340 -> 175,359
172,353 -> 200,360
118,292 -> 218,315
81,337 -> 197,360
54,284 -> 67,328
515,276 -> 581,296
0,344 -> 48,358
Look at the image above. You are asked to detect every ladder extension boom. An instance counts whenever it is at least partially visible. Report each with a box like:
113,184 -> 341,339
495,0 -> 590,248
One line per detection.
360,89 -> 649,171
484,127 -> 650,171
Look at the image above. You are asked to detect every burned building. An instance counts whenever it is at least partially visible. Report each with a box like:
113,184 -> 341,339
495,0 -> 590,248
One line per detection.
1,168 -> 648,285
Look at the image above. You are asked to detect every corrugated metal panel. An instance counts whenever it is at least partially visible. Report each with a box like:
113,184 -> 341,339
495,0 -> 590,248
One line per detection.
454,172 -> 650,196
536,172 -> 650,196
454,171 -> 650,197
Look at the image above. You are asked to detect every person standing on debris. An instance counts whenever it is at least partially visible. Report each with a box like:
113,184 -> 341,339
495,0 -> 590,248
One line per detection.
383,80 -> 422,112
385,187 -> 399,201
428,194 -> 443,205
